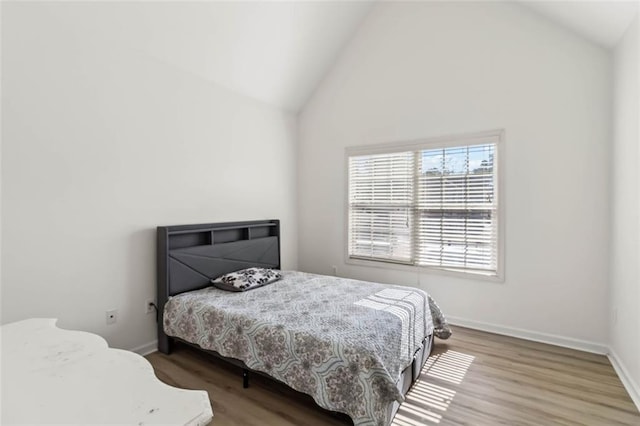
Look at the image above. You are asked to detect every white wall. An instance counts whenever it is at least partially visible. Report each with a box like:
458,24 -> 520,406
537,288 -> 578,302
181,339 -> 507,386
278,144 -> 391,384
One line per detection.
1,3 -> 298,350
299,1 -> 611,348
610,15 -> 640,405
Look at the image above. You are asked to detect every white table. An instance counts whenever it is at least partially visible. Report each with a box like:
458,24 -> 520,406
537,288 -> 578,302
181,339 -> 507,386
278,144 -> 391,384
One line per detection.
1,318 -> 213,425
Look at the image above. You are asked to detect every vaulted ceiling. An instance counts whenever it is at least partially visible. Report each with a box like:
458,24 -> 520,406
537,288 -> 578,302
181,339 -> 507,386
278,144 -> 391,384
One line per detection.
42,1 -> 374,112
41,1 -> 637,113
520,0 -> 638,48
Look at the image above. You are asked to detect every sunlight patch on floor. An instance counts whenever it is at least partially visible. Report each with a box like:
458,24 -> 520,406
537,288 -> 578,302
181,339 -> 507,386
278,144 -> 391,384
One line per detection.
391,350 -> 475,425
423,350 -> 475,384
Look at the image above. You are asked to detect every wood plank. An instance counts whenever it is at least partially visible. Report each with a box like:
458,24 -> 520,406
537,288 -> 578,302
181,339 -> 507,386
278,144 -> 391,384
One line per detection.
146,326 -> 640,425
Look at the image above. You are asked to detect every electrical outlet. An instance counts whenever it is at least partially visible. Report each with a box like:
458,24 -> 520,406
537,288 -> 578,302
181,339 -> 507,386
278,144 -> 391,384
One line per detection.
145,299 -> 155,315
331,265 -> 338,276
106,309 -> 118,325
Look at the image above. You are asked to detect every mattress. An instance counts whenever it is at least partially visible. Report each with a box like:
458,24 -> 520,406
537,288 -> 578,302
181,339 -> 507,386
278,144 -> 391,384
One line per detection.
163,271 -> 436,426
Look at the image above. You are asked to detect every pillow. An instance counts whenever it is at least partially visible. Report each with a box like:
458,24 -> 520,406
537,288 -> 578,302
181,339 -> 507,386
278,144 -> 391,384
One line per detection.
211,267 -> 281,292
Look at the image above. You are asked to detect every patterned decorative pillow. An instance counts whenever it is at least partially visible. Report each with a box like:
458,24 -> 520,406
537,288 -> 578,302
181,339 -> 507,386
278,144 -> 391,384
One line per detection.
211,267 -> 281,292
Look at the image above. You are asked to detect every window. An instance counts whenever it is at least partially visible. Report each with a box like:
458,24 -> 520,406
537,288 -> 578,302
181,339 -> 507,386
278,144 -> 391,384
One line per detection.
347,130 -> 503,278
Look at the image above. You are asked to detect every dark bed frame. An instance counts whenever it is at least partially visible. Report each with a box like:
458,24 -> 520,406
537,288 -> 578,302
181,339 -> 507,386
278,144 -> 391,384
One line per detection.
157,220 -> 433,423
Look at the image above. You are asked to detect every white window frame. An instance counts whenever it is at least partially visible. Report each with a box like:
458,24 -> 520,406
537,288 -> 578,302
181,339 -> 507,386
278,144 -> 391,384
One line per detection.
344,129 -> 505,282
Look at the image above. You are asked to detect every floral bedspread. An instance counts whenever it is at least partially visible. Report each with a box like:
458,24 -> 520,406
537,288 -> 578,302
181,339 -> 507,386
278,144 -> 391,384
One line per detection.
163,271 -> 450,426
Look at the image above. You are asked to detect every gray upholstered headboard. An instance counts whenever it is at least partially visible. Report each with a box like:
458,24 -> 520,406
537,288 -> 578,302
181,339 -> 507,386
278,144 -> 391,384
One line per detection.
156,219 -> 280,353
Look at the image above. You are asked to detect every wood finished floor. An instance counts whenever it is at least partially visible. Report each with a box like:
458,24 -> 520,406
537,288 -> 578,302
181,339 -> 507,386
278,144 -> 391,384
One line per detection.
146,326 -> 640,426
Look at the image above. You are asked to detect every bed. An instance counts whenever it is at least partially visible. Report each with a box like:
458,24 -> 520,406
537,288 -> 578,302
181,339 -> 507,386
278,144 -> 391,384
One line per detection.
157,220 -> 450,426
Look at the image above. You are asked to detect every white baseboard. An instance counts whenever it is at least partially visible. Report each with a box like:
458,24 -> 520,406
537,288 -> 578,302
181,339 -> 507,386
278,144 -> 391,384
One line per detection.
608,349 -> 640,411
446,315 -> 609,355
130,340 -> 158,356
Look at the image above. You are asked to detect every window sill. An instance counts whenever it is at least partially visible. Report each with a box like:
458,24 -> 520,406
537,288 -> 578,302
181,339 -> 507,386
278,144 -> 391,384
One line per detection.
345,256 -> 505,283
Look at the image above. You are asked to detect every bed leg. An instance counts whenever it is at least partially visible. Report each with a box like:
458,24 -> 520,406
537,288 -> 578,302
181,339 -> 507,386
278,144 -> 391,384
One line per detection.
158,334 -> 173,355
243,369 -> 249,388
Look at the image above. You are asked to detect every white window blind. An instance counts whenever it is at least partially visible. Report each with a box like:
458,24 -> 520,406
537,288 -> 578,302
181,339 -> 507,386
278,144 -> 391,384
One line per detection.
347,133 -> 501,277
348,151 -> 414,263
